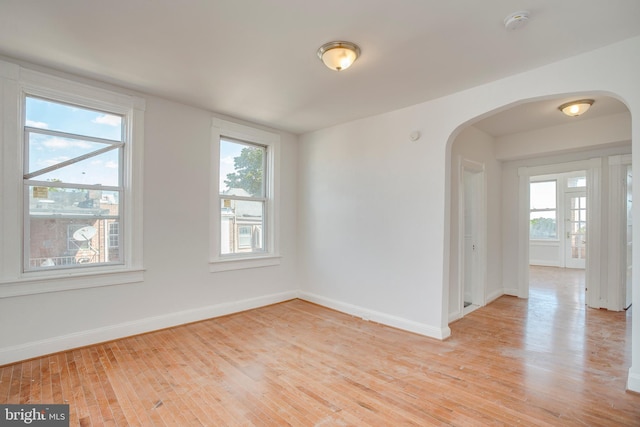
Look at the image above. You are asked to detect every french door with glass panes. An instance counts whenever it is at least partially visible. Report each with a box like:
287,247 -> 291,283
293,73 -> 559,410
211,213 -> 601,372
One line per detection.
565,191 -> 587,269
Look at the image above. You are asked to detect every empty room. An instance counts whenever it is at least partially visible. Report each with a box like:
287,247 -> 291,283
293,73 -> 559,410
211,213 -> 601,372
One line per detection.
1,1 -> 640,425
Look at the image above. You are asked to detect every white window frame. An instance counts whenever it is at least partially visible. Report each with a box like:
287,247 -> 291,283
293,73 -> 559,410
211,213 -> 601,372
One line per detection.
0,60 -> 145,297
108,222 -> 120,249
529,179 -> 559,241
210,118 -> 280,272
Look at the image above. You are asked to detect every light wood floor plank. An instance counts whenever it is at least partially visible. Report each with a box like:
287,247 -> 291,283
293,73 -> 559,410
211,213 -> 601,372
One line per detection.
1,266 -> 639,425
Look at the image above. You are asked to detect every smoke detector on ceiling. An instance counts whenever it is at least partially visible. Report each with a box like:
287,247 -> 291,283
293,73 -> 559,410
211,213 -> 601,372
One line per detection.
504,10 -> 530,30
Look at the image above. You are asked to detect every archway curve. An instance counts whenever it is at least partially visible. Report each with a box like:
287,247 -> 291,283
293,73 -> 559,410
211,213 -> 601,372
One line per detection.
442,91 -> 632,328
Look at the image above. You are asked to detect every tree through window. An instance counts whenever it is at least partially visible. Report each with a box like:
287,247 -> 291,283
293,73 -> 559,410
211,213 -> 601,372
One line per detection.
530,180 -> 557,240
219,138 -> 266,255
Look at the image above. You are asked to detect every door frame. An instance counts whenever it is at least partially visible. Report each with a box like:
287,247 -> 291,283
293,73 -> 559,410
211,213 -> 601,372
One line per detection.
458,158 -> 486,316
518,158 -> 602,308
607,154 -> 632,310
565,190 -> 587,269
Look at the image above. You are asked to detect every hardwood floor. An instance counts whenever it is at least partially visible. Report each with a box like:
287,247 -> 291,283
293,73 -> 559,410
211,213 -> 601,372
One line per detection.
1,267 -> 638,426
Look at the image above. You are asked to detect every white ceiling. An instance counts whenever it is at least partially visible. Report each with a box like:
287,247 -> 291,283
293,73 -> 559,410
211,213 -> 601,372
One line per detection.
473,96 -> 630,138
0,1 -> 638,135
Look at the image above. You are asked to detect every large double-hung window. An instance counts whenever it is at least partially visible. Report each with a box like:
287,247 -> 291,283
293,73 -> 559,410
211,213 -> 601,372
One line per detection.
24,96 -> 124,270
210,118 -> 280,271
0,60 -> 144,296
530,180 -> 558,240
219,138 -> 266,255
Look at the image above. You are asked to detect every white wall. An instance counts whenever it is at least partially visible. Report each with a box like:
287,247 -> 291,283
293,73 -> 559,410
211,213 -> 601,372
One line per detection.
448,126 -> 503,321
298,35 -> 640,391
0,70 -> 300,364
495,112 -> 631,161
298,112 -> 451,338
2,32 -> 640,393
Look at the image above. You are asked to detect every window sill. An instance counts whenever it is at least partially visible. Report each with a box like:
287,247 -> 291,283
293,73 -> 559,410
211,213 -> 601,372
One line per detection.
0,268 -> 145,298
209,255 -> 281,272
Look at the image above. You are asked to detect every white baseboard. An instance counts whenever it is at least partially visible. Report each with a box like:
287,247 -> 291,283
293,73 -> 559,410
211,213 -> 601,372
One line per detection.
486,288 -> 505,304
0,290 -> 298,366
529,260 -> 560,267
448,310 -> 462,323
503,287 -> 520,297
299,291 -> 450,340
628,368 -> 640,393
447,288 -> 504,324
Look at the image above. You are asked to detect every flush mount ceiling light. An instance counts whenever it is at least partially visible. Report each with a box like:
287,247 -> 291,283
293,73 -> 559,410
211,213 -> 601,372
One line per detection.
558,99 -> 594,117
317,41 -> 360,71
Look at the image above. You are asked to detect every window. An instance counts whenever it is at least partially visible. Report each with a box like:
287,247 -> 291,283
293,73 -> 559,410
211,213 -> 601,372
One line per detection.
210,118 -> 280,272
108,222 -> 120,249
219,138 -> 266,255
0,59 -> 145,297
567,171 -> 587,188
530,180 -> 557,240
24,96 -> 123,271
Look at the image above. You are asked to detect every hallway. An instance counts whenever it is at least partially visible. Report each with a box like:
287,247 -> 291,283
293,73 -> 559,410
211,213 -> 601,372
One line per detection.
448,265 -> 636,423
523,266 -> 629,367
529,265 -> 586,309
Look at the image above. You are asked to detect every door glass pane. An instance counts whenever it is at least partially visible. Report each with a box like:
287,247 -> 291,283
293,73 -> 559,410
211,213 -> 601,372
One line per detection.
568,194 -> 587,261
567,173 -> 586,188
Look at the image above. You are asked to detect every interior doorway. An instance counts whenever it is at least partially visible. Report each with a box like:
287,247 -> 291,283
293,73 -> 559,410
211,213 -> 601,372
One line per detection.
460,159 -> 486,315
520,160 -> 600,306
529,170 -> 588,270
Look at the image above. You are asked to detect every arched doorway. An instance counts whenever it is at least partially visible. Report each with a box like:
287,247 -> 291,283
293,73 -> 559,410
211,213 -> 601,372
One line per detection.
447,94 -> 631,321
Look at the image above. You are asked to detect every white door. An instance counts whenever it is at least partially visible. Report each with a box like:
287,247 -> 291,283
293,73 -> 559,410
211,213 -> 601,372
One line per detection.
461,165 -> 485,315
565,191 -> 587,269
463,170 -> 476,308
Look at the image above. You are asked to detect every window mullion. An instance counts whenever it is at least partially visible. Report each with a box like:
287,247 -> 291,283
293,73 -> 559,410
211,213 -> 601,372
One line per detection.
25,180 -> 121,192
219,195 -> 266,203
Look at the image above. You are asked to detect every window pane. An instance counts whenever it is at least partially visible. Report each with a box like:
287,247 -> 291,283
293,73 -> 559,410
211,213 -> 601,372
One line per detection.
28,217 -> 121,269
567,173 -> 586,188
27,186 -> 120,270
530,181 -> 556,209
29,186 -> 119,217
29,143 -> 120,187
220,138 -> 265,197
26,96 -> 123,141
530,211 -> 557,239
220,199 -> 264,254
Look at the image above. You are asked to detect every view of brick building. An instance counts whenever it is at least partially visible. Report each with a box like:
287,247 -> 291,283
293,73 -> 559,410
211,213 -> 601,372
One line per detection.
28,188 -> 120,269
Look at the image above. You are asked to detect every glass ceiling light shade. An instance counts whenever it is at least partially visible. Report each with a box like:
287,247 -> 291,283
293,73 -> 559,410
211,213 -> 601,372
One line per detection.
317,41 -> 360,71
558,99 -> 594,117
